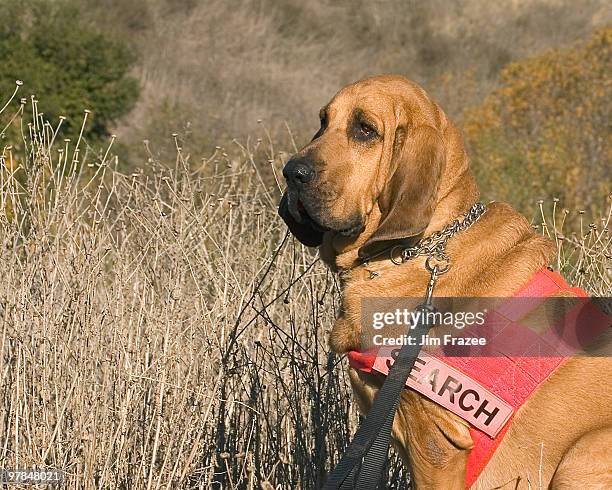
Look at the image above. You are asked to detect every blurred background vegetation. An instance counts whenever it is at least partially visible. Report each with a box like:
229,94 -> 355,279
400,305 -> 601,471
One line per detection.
0,0 -> 610,216
0,0 -> 139,149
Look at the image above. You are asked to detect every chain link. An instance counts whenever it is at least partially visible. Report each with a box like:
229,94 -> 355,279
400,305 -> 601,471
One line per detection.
391,202 -> 486,274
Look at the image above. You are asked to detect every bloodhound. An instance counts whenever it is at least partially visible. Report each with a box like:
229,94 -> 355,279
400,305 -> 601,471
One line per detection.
279,75 -> 611,489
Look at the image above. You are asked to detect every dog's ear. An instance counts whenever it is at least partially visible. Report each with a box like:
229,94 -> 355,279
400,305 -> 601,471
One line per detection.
278,193 -> 324,247
359,125 -> 444,258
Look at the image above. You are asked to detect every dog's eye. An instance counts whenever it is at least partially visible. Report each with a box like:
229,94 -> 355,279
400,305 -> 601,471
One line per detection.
349,111 -> 379,142
355,121 -> 377,141
359,122 -> 374,137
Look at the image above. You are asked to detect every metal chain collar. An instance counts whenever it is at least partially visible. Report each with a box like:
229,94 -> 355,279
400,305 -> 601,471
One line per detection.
388,201 -> 487,275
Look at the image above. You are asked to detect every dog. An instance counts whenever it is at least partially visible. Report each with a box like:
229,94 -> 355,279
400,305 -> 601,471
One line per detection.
279,75 -> 611,489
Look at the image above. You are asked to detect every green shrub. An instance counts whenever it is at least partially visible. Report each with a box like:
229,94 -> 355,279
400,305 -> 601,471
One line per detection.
463,27 -> 611,217
0,0 -> 139,145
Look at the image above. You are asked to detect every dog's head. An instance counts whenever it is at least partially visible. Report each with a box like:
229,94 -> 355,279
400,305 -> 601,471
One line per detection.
279,75 -> 463,259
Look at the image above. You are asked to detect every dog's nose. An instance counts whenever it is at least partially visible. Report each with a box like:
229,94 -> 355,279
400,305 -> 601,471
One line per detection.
283,158 -> 315,185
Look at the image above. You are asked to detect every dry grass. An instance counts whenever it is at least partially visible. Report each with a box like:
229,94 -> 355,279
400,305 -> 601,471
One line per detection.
81,0 -> 611,163
0,92 -> 609,488
0,94 -> 413,488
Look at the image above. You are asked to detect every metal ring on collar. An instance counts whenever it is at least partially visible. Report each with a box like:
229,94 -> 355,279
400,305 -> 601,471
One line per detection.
389,245 -> 405,265
425,255 -> 450,274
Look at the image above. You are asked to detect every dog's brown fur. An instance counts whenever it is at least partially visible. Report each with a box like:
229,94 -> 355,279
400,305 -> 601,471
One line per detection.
279,75 -> 611,489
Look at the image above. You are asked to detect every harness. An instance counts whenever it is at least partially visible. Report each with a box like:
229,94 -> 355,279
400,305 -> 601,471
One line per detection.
348,267 -> 605,488
324,203 -> 609,489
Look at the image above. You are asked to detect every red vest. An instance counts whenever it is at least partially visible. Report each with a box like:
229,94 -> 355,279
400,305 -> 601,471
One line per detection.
347,268 -> 609,488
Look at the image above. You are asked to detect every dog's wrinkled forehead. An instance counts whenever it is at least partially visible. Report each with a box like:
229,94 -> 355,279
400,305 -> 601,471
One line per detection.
325,77 -> 441,130
326,85 -> 394,127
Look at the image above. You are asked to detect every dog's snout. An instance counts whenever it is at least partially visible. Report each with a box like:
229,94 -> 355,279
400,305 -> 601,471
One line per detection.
283,158 -> 315,185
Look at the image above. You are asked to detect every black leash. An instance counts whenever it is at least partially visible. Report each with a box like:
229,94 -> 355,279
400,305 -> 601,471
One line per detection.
323,305 -> 435,489
322,203 -> 487,489
323,257 -> 446,490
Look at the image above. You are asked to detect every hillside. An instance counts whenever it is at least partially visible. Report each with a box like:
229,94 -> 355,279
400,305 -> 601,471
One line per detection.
81,0 -> 610,162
